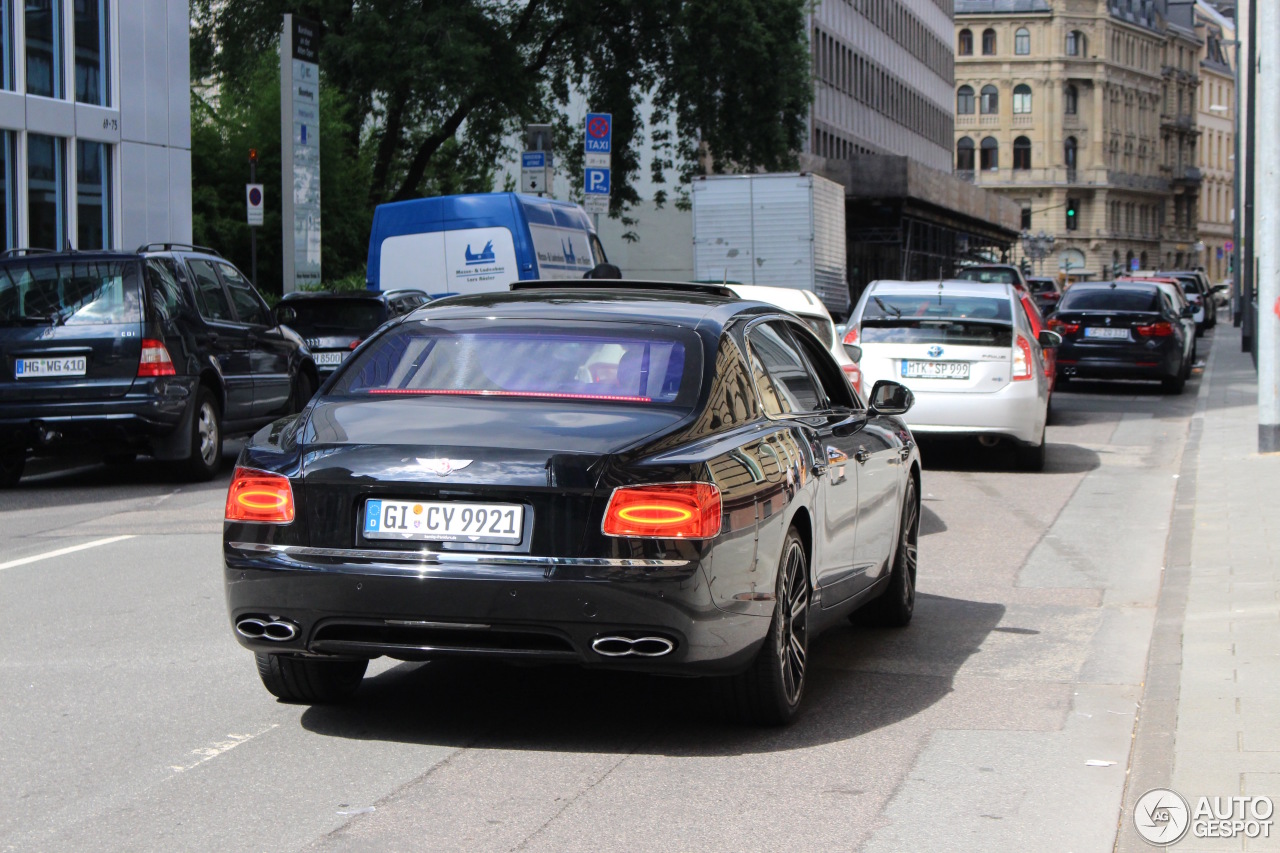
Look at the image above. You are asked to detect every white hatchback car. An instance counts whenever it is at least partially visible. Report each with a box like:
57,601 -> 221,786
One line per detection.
848,280 -> 1059,470
727,285 -> 862,396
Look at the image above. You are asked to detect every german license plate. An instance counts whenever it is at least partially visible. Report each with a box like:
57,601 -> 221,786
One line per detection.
1084,327 -> 1129,340
314,351 -> 345,366
902,360 -> 970,380
363,499 -> 524,543
14,356 -> 87,378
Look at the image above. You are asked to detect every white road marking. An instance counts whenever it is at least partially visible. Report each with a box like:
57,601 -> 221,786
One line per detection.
170,724 -> 279,773
0,535 -> 136,571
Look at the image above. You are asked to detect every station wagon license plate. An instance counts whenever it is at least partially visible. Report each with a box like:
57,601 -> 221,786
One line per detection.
363,499 -> 524,543
1084,327 -> 1130,340
14,356 -> 87,378
314,351 -> 345,366
902,360 -> 970,380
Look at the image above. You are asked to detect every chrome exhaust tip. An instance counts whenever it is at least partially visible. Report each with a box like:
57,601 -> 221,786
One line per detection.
262,620 -> 299,641
236,617 -> 299,642
591,635 -> 675,658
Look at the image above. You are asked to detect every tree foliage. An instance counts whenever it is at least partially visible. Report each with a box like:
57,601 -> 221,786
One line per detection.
190,0 -> 812,290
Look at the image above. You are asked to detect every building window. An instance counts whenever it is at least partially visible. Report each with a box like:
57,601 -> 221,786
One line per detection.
28,134 -> 65,250
1065,84 -> 1078,115
1064,136 -> 1078,170
957,137 -> 975,171
74,0 -> 108,106
1021,205 -> 1032,229
1013,136 -> 1032,170
980,85 -> 999,114
958,29 -> 973,56
26,0 -> 62,98
982,28 -> 996,55
957,85 -> 975,114
76,140 -> 110,249
1066,30 -> 1086,57
980,136 -> 999,171
1013,84 -> 1032,114
1015,28 -> 1030,55
0,132 -> 12,248
0,1 -> 12,90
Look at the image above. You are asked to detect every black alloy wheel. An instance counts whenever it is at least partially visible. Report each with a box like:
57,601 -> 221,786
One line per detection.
725,527 -> 810,725
255,653 -> 368,704
855,476 -> 919,627
0,451 -> 24,488
182,387 -> 222,481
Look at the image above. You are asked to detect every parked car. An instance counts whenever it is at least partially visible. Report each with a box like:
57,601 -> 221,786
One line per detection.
224,279 -> 922,724
1155,271 -> 1213,333
1026,276 -> 1063,315
0,244 -> 319,486
725,284 -> 863,395
1115,276 -> 1197,367
1048,281 -> 1194,394
848,279 -> 1059,470
276,289 -> 430,377
953,263 -> 1029,291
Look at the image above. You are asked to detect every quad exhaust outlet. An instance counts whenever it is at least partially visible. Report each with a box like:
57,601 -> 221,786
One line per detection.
235,617 -> 300,642
591,635 -> 676,657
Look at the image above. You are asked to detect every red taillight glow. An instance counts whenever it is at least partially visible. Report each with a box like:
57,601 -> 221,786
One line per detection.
1048,318 -> 1080,334
137,338 -> 176,377
366,389 -> 652,403
1012,335 -> 1035,381
1135,321 -> 1175,337
602,483 -> 722,539
842,327 -> 859,345
349,339 -> 363,350
841,362 -> 862,394
225,468 -> 295,524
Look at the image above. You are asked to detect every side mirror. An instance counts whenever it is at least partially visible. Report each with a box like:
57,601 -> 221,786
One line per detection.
277,306 -> 297,325
1038,330 -> 1062,349
843,343 -> 863,363
868,380 -> 914,417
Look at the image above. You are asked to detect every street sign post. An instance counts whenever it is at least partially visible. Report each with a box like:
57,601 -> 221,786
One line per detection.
521,150 -> 551,195
246,184 -> 265,226
583,112 -> 611,219
1130,257 -> 1139,272
280,14 -> 322,292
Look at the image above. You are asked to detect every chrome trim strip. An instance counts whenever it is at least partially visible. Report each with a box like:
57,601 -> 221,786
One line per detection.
228,542 -> 689,569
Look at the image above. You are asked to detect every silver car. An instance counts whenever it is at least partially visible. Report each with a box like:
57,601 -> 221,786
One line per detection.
848,280 -> 1060,471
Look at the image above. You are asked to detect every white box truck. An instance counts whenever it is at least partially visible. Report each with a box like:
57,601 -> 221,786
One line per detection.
692,173 -> 849,317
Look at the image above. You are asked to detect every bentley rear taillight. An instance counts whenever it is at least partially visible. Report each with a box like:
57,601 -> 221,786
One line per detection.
225,468 -> 296,524
602,483 -> 722,539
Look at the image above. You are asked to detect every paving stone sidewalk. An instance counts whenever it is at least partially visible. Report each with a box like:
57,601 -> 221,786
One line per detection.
1144,322 -> 1280,852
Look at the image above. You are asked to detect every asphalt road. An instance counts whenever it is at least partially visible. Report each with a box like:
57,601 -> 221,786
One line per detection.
0,343 -> 1207,852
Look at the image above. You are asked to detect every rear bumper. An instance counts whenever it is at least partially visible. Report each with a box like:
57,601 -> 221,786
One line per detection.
1057,343 -> 1181,381
0,381 -> 194,455
902,379 -> 1045,445
223,542 -> 770,676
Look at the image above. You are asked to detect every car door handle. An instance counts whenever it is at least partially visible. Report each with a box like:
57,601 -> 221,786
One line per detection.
854,449 -> 871,465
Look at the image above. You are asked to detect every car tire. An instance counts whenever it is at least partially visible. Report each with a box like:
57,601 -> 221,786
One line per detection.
182,387 -> 222,481
854,476 -> 919,628
1014,428 -> 1047,472
255,653 -> 367,704
0,451 -> 24,488
1162,373 -> 1186,395
290,371 -> 315,414
724,527 -> 809,725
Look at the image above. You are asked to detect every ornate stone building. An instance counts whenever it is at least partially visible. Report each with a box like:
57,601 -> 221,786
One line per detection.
1195,1 -> 1235,284
954,0 -> 1202,279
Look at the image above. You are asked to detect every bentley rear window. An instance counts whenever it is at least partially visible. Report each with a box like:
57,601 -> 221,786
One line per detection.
335,321 -> 698,405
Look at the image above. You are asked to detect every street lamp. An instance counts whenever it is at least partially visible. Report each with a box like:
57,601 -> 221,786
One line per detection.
1020,229 -> 1056,275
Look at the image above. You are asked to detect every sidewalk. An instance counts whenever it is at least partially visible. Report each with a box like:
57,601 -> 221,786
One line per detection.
1122,321 -> 1280,851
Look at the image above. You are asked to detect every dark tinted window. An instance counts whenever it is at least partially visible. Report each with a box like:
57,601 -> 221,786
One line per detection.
279,299 -> 387,335
145,259 -> 185,322
187,259 -> 234,322
216,263 -> 270,325
694,335 -> 761,434
1058,288 -> 1160,312
1027,279 -> 1057,294
336,320 -> 696,405
747,321 -> 823,415
955,267 -> 1017,284
788,322 -> 856,409
0,259 -> 141,326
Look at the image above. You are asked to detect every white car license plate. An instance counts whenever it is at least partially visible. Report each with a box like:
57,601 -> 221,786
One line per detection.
1084,327 -> 1130,340
363,499 -> 524,543
314,351 -> 345,366
14,356 -> 87,378
902,360 -> 970,380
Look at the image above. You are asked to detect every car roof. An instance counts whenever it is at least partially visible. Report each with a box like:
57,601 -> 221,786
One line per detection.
867,279 -> 1016,299
0,248 -> 139,263
724,284 -> 830,319
280,290 -> 402,301
1067,280 -> 1159,292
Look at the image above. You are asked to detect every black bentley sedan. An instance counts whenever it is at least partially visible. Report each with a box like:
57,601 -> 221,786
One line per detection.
224,281 -> 922,724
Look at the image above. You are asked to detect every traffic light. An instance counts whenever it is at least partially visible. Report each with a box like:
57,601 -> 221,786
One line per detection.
1065,199 -> 1079,230
1020,259 -> 1031,276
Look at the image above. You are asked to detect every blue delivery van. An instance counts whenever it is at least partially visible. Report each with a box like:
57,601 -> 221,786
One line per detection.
366,192 -> 608,297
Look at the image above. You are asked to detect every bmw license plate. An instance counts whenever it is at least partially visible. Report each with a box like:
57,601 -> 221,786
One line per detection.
314,351 -> 345,366
363,499 -> 524,543
902,360 -> 970,380
1084,327 -> 1130,340
14,356 -> 87,378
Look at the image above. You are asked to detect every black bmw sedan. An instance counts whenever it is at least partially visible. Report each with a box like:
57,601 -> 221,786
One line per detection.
224,281 -> 922,724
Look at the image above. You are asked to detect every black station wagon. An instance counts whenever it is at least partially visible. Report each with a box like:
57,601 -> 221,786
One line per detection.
223,281 -> 922,724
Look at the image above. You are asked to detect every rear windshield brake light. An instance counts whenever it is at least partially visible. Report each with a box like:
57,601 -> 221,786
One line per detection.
366,389 -> 653,403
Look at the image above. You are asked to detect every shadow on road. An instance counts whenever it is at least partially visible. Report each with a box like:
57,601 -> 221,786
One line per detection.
916,438 -> 1101,475
920,503 -> 947,536
297,592 -> 1005,754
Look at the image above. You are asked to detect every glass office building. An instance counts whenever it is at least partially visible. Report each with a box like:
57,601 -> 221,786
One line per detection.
0,0 -> 191,252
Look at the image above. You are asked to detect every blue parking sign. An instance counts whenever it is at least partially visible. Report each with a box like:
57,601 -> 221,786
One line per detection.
584,168 -> 611,195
